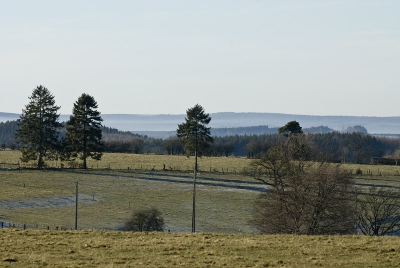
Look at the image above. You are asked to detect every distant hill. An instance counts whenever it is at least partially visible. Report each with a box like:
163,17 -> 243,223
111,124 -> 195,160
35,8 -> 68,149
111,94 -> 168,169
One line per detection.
135,125 -> 335,139
0,112 -> 19,123
101,113 -> 400,134
1,112 -> 400,134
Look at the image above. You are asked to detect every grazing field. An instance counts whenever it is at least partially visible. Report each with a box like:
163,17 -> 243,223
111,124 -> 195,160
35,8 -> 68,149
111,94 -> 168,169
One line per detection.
0,168 -> 260,233
2,150 -> 400,177
2,151 -> 400,266
1,229 -> 400,267
2,150 -> 400,232
0,150 -> 253,173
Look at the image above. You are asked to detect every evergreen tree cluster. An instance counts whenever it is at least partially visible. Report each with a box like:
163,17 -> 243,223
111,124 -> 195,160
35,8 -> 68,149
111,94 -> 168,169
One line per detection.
15,86 -> 104,169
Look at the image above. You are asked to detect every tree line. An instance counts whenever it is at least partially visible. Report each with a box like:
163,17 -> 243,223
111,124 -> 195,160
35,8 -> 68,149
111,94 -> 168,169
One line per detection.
2,121 -> 400,164
2,86 -> 400,166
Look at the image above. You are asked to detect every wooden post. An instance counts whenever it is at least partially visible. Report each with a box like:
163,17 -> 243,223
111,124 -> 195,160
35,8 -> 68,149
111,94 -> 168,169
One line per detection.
75,182 -> 78,230
192,150 -> 198,233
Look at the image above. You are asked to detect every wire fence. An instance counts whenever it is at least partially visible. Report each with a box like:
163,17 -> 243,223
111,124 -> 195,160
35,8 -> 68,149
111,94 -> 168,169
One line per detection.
0,221 -> 120,231
0,163 -> 260,233
0,161 -> 245,175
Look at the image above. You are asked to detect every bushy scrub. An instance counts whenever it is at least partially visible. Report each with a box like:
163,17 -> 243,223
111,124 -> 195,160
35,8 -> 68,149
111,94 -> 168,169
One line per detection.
124,207 -> 164,232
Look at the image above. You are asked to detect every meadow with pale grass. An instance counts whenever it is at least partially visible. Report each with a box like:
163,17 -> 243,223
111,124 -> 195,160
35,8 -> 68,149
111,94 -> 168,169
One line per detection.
2,150 -> 400,267
1,229 -> 400,267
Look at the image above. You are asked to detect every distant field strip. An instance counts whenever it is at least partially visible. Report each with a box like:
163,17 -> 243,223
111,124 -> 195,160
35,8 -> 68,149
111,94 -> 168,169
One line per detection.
0,194 -> 96,210
60,169 -> 267,192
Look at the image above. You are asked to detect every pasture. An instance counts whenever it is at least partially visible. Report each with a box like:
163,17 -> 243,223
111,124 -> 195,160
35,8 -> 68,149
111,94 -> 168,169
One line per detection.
2,151 -> 400,267
1,230 -> 400,267
2,150 -> 400,232
0,151 -> 262,233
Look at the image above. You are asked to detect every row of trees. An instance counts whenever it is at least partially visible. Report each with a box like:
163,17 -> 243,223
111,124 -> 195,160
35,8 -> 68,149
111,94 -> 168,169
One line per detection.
2,117 -> 399,164
15,86 -> 103,169
100,131 -> 399,163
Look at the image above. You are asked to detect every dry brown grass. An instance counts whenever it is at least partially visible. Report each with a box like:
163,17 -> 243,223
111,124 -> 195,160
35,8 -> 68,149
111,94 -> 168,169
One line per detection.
0,150 -> 252,172
1,229 -> 400,267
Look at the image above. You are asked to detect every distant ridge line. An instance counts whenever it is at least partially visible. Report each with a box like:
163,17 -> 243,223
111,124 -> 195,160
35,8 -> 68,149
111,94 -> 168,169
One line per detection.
1,112 -> 400,134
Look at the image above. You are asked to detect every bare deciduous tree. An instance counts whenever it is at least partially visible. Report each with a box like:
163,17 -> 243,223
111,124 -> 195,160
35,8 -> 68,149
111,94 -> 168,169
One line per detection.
357,187 -> 400,236
249,134 -> 356,235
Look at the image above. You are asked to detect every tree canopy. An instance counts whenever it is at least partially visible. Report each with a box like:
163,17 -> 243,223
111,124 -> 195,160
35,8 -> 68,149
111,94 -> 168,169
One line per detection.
15,86 -> 62,169
278,120 -> 303,136
176,104 -> 213,157
65,94 -> 103,169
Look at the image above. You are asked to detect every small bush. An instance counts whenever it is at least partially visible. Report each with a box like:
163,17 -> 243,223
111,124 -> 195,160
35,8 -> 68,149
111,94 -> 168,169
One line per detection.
355,168 -> 362,175
124,207 -> 164,232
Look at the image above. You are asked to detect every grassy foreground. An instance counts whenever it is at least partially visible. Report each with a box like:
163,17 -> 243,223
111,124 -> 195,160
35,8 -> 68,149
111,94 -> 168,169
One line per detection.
1,229 -> 400,267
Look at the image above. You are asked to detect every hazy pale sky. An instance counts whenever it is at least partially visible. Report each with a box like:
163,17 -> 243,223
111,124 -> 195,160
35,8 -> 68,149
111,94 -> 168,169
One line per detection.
1,0 -> 399,116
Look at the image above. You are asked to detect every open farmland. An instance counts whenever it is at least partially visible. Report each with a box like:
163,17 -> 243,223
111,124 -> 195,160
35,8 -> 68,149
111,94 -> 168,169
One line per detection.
0,150 -> 253,173
2,151 -> 400,232
2,151 -> 400,266
0,168 -> 261,233
1,230 -> 400,267
0,151 -> 263,233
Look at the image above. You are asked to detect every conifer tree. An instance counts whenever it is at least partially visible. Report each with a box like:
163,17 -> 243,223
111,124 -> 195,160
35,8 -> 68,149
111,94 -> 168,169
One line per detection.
65,94 -> 103,169
16,86 -> 62,169
177,104 -> 213,232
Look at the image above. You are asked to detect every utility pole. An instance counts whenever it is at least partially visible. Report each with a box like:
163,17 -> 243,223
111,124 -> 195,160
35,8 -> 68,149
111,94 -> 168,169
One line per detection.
192,151 -> 197,233
75,181 -> 78,230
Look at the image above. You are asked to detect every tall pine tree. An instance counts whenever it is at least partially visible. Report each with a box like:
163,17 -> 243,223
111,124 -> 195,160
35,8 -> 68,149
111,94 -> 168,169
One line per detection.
16,86 -> 62,169
177,104 -> 213,232
65,94 -> 103,169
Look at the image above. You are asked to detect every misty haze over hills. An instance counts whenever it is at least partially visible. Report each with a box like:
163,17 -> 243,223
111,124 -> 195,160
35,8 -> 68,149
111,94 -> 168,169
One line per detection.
1,112 -> 400,136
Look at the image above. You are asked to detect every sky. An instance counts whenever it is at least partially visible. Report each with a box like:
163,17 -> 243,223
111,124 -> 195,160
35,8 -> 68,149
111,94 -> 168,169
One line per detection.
1,0 -> 399,116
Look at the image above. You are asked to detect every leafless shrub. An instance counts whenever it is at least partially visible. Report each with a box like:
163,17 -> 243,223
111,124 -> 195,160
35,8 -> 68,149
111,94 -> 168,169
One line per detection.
124,207 -> 164,232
